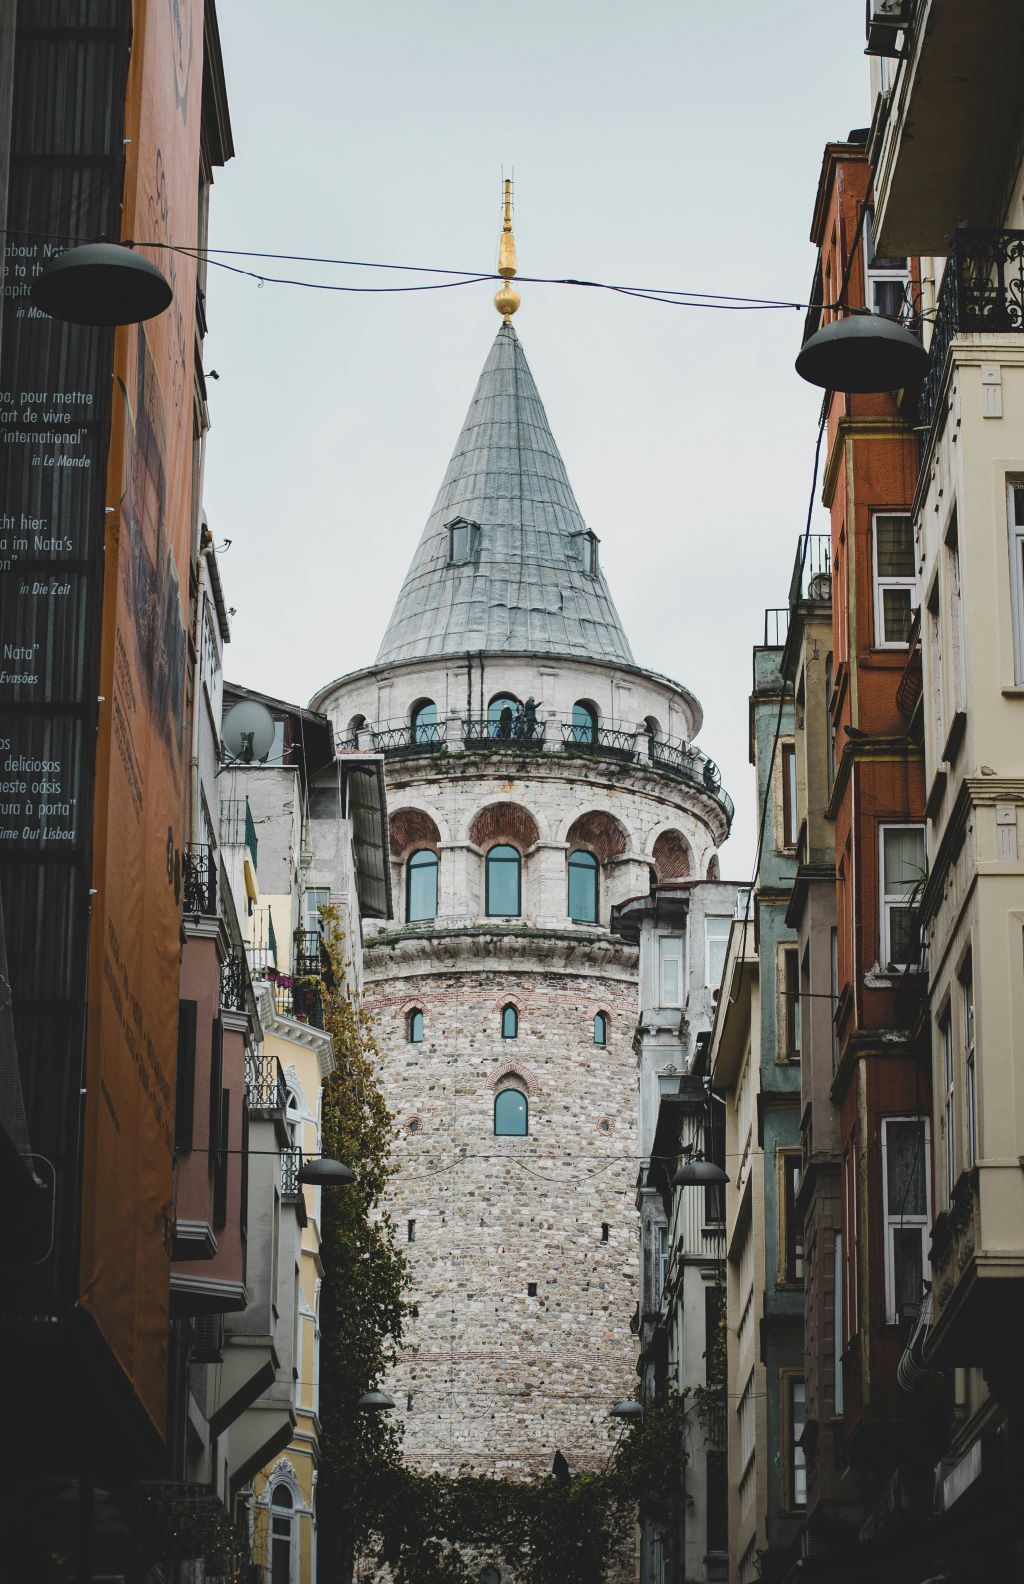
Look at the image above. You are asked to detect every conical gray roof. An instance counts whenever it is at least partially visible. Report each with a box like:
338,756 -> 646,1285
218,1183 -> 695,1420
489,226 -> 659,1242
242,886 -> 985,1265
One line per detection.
375,323 -> 634,666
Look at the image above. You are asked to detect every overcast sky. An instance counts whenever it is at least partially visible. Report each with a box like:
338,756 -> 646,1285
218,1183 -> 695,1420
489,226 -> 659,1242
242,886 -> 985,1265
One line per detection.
201,0 -> 871,873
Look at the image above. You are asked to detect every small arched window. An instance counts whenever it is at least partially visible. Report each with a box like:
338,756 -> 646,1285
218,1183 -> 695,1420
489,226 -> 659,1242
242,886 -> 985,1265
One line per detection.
410,700 -> 438,744
486,844 -> 521,917
570,701 -> 598,745
406,848 -> 438,922
408,1008 -> 424,1043
494,1088 -> 528,1136
270,1484 -> 294,1584
594,1012 -> 608,1046
568,850 -> 599,922
502,1004 -> 518,1039
488,693 -> 520,739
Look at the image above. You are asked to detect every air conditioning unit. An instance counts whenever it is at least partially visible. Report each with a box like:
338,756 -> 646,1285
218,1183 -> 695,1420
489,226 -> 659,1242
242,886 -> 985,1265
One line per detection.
865,0 -> 914,57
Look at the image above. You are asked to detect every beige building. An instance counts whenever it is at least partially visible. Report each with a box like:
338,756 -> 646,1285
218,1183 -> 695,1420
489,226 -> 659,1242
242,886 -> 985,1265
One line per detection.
869,2 -> 1024,1570
707,919 -> 764,1584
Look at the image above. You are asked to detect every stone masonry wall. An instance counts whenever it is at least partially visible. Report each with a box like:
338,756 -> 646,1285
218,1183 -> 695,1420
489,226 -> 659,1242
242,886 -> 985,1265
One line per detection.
365,936 -> 639,1477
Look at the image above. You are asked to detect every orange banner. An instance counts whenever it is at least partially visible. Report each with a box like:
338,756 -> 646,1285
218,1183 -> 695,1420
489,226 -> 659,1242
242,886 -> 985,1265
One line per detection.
79,0 -> 204,1437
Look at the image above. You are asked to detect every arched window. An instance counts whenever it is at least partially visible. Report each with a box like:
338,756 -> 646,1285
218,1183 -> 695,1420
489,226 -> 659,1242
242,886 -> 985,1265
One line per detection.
594,1012 -> 608,1046
502,1004 -> 518,1039
410,700 -> 438,744
408,1008 -> 424,1043
494,1088 -> 528,1136
568,850 -> 599,922
486,844 -> 521,917
270,1484 -> 294,1584
570,700 -> 598,745
406,848 -> 438,922
487,693 -> 520,739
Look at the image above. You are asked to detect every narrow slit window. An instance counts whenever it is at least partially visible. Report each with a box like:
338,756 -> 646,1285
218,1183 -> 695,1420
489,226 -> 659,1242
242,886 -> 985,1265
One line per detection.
594,1011 -> 608,1046
501,1004 -> 518,1039
408,1008 -> 424,1044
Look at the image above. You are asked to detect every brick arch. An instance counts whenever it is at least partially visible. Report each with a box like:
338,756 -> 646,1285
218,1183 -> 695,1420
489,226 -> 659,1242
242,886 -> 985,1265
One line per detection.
566,810 -> 628,863
467,801 -> 541,853
488,1059 -> 538,1093
652,828 -> 693,880
389,807 -> 442,860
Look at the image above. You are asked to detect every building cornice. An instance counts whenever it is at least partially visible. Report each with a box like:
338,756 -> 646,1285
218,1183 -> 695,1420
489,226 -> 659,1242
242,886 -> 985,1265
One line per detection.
919,775 -> 1024,924
365,924 -> 639,983
254,982 -> 335,1077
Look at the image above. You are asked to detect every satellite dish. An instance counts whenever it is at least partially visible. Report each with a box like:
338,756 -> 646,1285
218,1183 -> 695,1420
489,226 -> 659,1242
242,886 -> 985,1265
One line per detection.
222,700 -> 276,764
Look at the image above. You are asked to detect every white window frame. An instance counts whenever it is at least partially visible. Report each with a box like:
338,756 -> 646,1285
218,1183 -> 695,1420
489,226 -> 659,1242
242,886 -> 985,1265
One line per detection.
864,208 -> 911,321
657,932 -> 684,1007
1007,481 -> 1024,684
872,512 -> 915,649
879,823 -> 926,969
881,1115 -> 931,1326
705,916 -> 731,989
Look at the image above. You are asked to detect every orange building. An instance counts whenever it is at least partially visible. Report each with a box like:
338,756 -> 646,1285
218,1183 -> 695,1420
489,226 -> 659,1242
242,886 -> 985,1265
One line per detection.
790,136 -> 943,1574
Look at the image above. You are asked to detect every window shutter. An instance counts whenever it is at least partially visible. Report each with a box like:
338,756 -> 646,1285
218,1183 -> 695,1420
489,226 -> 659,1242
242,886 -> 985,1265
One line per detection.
213,1089 -> 230,1230
175,1000 -> 198,1152
209,1014 -> 224,1160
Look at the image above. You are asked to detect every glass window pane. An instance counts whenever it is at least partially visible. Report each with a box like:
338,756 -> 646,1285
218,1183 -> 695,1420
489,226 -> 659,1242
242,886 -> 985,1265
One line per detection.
594,1013 -> 607,1045
495,1089 -> 527,1136
409,1009 -> 424,1043
882,587 -> 913,643
885,1120 -> 927,1216
502,1005 -> 518,1039
407,850 -> 438,921
659,934 -> 683,1004
893,1226 -> 924,1315
883,828 -> 925,895
876,516 -> 914,576
570,702 -> 597,743
791,1380 -> 806,1507
411,702 -> 437,742
888,904 -> 920,965
487,845 -> 520,917
568,850 -> 598,921
873,278 -> 907,318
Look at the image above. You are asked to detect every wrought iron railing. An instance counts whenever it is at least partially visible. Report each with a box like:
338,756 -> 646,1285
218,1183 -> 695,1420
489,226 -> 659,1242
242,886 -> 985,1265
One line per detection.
896,606 -> 923,718
648,736 -> 734,824
372,721 -> 444,754
220,798 -> 258,866
462,717 -> 547,748
788,534 -> 832,607
918,228 -> 1024,441
764,608 -> 790,647
560,720 -> 636,758
182,843 -> 216,916
245,1050 -> 287,1113
281,1145 -> 301,1197
220,949 -> 249,1013
247,905 -> 277,976
294,928 -> 323,978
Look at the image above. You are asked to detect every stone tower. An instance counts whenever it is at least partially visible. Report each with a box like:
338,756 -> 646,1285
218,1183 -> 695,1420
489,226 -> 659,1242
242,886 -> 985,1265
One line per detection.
311,228 -> 733,1477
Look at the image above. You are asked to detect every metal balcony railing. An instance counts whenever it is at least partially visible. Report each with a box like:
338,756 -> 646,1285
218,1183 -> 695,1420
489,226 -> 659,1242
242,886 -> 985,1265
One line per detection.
918,229 -> 1024,441
182,843 -> 216,916
372,721 -> 444,754
647,736 -> 735,824
764,608 -> 790,647
560,719 -> 636,758
220,949 -> 249,1013
245,1050 -> 287,1113
294,928 -> 324,978
463,717 -> 546,748
219,798 -> 258,868
281,1145 -> 302,1197
788,534 -> 832,608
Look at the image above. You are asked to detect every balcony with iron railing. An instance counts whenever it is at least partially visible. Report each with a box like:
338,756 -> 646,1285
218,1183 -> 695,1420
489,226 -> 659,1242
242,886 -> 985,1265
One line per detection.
220,797 -> 258,868
917,229 -> 1024,445
247,905 -> 278,978
245,1049 -> 288,1114
182,843 -> 217,916
764,608 -> 789,647
372,720 -> 444,754
281,1145 -> 302,1198
220,949 -> 250,1014
358,712 -> 734,825
788,533 -> 832,609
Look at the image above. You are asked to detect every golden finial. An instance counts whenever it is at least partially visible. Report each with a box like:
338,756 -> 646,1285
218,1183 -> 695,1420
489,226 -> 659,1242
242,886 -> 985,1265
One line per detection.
494,177 -> 521,324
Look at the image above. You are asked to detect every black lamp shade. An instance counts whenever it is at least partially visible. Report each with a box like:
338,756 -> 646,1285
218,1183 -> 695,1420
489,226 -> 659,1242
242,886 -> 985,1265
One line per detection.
610,1398 -> 644,1420
296,1156 -> 355,1187
31,242 -> 173,326
795,313 -> 929,394
357,1390 -> 395,1410
671,1158 -> 730,1188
